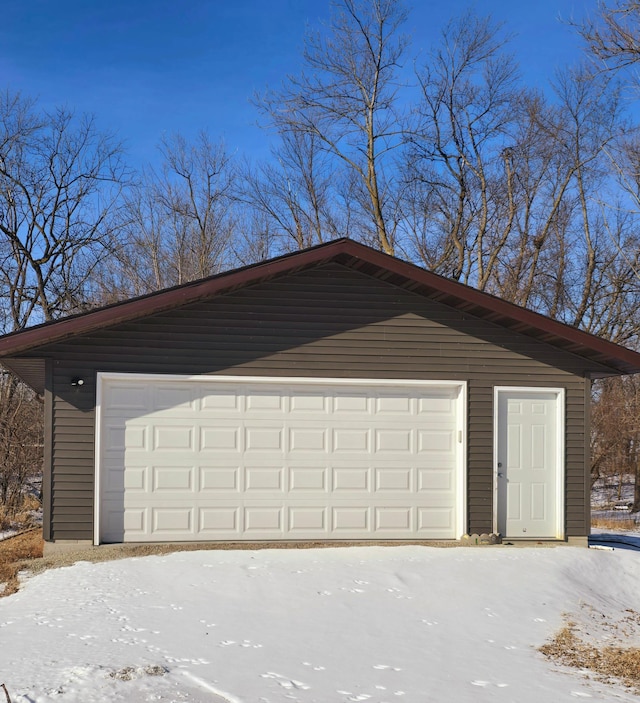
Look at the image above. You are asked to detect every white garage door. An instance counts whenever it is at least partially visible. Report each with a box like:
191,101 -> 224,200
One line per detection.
97,375 -> 465,543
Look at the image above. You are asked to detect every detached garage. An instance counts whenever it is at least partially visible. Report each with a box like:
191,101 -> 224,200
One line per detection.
1,239 -> 640,548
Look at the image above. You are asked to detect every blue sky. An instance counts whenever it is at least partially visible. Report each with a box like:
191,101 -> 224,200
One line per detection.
0,0 -> 596,170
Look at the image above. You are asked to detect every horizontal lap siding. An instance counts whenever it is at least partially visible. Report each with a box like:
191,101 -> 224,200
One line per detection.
40,264 -> 589,540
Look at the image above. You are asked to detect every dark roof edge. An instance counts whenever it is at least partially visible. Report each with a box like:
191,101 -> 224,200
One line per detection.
361,244 -> 640,375
0,237 -> 639,375
0,238 -> 349,356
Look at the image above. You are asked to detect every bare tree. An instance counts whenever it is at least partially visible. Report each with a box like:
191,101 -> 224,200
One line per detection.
402,12 -> 521,286
591,375 -> 640,510
0,373 -> 42,527
574,1 -> 640,75
98,131 -> 236,300
0,91 -> 127,330
0,90 -> 127,526
256,0 -> 409,254
240,130 -> 342,252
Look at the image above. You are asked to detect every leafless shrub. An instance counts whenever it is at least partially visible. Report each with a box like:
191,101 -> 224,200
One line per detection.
0,375 -> 42,529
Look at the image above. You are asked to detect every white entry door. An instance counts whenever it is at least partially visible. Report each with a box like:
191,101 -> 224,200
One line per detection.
495,389 -> 563,539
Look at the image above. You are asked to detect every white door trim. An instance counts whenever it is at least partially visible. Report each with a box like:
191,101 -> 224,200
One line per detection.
493,387 -> 565,540
94,373 -> 468,544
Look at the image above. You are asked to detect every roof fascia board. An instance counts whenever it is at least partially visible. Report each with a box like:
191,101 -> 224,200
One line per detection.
0,243 -> 341,357
347,244 -> 640,374
0,237 -> 639,374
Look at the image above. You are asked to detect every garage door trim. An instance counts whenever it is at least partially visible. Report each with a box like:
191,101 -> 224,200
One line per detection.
94,373 -> 467,544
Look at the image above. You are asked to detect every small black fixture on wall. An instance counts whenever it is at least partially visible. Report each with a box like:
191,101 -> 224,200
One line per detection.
70,377 -> 84,387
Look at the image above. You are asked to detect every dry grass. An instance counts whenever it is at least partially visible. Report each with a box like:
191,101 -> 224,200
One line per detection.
540,615 -> 640,692
0,529 -> 43,597
591,516 -> 638,531
0,494 -> 41,532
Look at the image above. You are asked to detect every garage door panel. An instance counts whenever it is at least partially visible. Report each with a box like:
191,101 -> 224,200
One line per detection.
332,467 -> 371,492
418,506 -> 455,533
123,466 -> 146,491
152,466 -> 195,492
289,427 -> 328,452
201,390 -> 240,412
99,377 -> 463,542
289,506 -> 328,531
374,428 -> 412,453
153,425 -> 194,451
151,384 -> 197,413
245,506 -> 283,532
153,507 -> 194,533
200,467 -> 240,492
418,428 -> 455,453
375,506 -> 412,531
289,467 -> 328,493
334,394 -> 370,413
200,426 -> 241,451
246,391 -> 285,412
417,395 -> 456,415
199,506 -> 240,534
418,468 -> 454,492
104,384 -> 150,411
333,428 -> 370,452
290,393 -> 328,413
245,467 -> 284,492
374,395 -> 412,414
123,507 -> 145,535
104,424 -> 126,452
245,426 -> 283,451
375,467 -> 413,492
333,506 -> 369,531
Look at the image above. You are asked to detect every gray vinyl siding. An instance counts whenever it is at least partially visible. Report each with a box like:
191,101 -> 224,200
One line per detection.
32,263 -> 591,541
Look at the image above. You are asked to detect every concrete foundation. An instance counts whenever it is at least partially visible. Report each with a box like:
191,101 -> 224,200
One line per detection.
43,540 -> 94,556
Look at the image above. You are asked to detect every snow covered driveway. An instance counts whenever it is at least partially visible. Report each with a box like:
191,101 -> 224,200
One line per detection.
1,545 -> 639,702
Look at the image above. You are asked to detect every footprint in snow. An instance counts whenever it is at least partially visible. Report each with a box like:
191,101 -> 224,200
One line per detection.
533,617 -> 546,622
302,662 -> 325,671
471,681 -> 508,688
570,692 -> 592,698
373,665 -> 402,671
261,672 -> 310,690
422,620 -> 439,626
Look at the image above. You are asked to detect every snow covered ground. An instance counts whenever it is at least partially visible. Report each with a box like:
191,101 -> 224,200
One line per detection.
1,543 -> 640,703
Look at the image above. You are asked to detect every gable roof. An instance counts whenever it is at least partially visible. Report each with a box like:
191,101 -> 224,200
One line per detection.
1,238 -> 640,379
